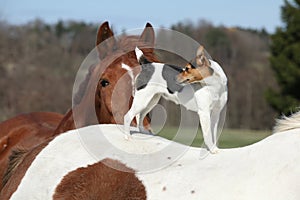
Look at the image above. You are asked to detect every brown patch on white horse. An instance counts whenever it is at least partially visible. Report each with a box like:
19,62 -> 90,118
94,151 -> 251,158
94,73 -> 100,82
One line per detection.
53,159 -> 146,200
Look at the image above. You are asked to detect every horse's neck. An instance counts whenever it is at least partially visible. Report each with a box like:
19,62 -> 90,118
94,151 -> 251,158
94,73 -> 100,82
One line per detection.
54,101 -> 99,136
53,109 -> 76,136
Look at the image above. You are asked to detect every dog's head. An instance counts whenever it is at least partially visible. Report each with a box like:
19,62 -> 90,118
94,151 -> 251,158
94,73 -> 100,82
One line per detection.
177,45 -> 214,84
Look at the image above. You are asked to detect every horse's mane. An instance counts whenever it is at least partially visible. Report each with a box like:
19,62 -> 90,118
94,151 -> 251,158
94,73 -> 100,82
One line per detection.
273,110 -> 300,133
2,140 -> 51,189
2,148 -> 28,187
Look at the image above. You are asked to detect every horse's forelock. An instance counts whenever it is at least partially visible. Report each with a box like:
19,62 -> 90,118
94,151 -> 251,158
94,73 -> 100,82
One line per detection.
115,35 -> 159,63
94,35 -> 159,78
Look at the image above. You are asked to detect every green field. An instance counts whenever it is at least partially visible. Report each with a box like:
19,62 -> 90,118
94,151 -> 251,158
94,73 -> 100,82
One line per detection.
156,127 -> 272,148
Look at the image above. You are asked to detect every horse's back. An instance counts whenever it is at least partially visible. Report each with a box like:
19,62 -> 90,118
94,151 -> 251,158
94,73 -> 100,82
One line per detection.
0,112 -> 63,137
0,112 -> 63,153
6,124 -> 300,200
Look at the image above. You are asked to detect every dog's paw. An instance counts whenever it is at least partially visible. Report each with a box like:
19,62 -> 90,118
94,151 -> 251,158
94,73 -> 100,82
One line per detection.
210,147 -> 219,154
124,134 -> 131,140
138,127 -> 154,135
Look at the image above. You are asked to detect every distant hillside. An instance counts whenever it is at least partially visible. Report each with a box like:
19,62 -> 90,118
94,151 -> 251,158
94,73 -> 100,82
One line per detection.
0,19 -> 277,129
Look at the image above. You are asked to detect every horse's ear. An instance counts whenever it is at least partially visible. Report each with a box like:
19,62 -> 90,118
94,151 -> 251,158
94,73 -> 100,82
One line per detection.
96,21 -> 117,59
139,22 -> 155,48
96,21 -> 114,46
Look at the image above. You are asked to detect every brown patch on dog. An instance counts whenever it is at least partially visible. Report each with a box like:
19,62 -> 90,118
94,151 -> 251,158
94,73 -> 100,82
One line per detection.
177,45 -> 214,84
53,158 -> 146,200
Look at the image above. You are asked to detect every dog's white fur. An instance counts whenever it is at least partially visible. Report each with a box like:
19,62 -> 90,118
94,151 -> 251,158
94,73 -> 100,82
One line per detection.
124,47 -> 227,153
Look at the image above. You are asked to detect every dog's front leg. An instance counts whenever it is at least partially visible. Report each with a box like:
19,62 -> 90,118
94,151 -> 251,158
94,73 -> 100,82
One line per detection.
210,106 -> 222,146
124,111 -> 135,140
198,110 -> 218,154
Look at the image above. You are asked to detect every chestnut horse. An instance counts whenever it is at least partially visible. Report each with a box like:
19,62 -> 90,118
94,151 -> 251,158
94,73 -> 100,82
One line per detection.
55,21 -> 157,133
0,22 -> 158,197
0,21 -> 157,192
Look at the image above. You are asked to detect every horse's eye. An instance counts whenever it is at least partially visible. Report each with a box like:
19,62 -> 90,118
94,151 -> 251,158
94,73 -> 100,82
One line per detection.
100,79 -> 110,87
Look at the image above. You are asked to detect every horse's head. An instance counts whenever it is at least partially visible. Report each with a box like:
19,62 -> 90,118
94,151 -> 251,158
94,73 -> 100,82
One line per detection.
73,22 -> 158,129
177,45 -> 214,84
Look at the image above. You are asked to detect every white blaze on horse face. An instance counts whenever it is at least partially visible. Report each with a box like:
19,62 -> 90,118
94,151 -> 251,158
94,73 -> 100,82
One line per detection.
121,63 -> 135,96
135,47 -> 143,62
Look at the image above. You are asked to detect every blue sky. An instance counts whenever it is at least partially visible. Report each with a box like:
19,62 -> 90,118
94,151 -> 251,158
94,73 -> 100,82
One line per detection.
1,0 -> 284,33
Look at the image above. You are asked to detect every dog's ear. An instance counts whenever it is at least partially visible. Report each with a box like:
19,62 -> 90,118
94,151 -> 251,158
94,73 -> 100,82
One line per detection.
196,45 -> 210,67
135,47 -> 150,64
196,45 -> 205,58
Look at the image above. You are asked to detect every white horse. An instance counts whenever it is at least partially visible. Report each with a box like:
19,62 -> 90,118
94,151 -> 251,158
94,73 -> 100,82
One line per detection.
6,111 -> 300,200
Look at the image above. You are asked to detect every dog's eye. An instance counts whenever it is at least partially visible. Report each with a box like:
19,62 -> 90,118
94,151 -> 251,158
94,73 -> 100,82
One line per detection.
100,79 -> 110,87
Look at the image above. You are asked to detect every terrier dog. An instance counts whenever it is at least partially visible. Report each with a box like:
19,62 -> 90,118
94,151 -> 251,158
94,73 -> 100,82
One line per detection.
123,46 -> 227,153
